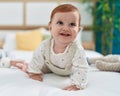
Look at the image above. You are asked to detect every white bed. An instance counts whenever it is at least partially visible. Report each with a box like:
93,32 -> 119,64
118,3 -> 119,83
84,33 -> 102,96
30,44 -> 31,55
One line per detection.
0,49 -> 120,96
0,29 -> 120,96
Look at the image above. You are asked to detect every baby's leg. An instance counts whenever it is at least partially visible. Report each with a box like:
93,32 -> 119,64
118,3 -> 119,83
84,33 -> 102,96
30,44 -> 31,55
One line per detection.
96,60 -> 120,72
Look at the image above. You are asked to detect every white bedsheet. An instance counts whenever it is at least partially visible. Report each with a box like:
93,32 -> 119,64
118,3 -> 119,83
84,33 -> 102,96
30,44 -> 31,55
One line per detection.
0,50 -> 120,96
0,67 -> 120,96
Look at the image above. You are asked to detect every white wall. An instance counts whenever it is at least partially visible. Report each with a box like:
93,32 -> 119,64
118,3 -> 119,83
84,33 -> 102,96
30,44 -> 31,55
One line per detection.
0,1 -> 93,42
0,2 -> 23,25
0,1 -> 93,26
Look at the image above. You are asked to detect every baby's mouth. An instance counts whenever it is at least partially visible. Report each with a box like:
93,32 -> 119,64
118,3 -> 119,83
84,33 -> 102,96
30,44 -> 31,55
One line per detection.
60,33 -> 71,36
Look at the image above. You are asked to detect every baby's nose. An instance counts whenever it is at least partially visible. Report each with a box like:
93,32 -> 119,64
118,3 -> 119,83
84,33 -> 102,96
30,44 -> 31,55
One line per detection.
62,25 -> 69,31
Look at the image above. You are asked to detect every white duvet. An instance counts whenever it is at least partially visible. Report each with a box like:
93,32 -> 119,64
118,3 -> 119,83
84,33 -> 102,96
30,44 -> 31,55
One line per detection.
0,67 -> 120,96
0,50 -> 120,96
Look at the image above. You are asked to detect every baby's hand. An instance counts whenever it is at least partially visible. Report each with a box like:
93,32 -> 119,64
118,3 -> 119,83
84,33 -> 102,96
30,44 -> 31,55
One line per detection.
15,63 -> 28,72
28,73 -> 43,81
63,85 -> 80,91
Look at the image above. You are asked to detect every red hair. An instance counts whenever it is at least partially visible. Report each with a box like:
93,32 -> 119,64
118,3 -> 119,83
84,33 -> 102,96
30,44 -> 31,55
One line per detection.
50,4 -> 81,26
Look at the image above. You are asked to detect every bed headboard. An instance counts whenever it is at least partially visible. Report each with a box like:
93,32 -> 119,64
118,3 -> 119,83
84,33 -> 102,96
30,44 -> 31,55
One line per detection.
0,0 -> 95,50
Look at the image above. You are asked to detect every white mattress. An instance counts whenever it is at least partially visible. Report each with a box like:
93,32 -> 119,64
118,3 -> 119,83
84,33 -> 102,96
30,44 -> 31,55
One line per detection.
0,50 -> 120,96
0,67 -> 120,96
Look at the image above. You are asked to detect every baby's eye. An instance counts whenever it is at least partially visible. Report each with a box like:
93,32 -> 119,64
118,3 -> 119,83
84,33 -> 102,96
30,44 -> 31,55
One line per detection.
57,21 -> 63,25
70,23 -> 76,27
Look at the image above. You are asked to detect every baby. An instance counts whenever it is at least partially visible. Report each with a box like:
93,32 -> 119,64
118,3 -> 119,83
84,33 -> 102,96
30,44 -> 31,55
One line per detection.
27,4 -> 89,91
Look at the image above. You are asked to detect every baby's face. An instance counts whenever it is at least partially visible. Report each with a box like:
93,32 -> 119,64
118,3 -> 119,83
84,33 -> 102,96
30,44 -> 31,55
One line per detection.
49,11 -> 80,45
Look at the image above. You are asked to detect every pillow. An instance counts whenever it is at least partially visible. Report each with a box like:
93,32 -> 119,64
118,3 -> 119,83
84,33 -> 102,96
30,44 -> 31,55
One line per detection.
3,33 -> 17,52
74,27 -> 82,44
3,28 -> 51,52
9,50 -> 33,63
16,29 -> 43,51
85,50 -> 103,58
40,28 -> 51,40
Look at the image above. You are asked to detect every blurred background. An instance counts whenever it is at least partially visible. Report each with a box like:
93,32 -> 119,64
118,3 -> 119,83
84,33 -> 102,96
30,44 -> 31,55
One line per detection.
0,0 -> 120,55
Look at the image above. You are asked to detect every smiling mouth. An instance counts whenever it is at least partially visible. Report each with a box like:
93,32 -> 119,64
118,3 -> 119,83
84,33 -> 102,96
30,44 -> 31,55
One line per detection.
60,33 -> 71,36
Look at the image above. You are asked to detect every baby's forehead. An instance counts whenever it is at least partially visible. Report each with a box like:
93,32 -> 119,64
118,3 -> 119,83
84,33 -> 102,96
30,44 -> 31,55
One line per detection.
53,12 -> 79,19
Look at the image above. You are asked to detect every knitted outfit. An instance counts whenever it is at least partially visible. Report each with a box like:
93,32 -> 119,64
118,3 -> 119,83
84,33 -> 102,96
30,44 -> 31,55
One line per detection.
28,38 -> 89,89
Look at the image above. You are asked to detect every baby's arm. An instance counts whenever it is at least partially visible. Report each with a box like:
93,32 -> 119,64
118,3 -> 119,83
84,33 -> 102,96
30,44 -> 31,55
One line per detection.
27,58 -> 44,81
27,43 -> 45,81
12,59 -> 43,81
66,50 -> 88,91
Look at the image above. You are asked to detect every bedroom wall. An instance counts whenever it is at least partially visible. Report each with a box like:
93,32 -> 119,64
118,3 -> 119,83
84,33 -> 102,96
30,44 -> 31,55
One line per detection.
0,0 -> 94,50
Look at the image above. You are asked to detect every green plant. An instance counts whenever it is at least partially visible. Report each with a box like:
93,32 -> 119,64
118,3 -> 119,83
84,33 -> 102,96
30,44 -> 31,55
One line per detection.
82,0 -> 120,55
95,0 -> 114,55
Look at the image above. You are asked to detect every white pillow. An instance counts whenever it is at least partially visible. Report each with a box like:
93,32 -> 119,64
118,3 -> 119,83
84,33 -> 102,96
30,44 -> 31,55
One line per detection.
3,33 -> 16,52
0,49 -> 8,58
85,50 -> 103,58
76,31 -> 82,44
9,50 -> 33,63
40,28 -> 51,40
75,27 -> 82,44
0,32 -> 6,41
3,28 -> 51,52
